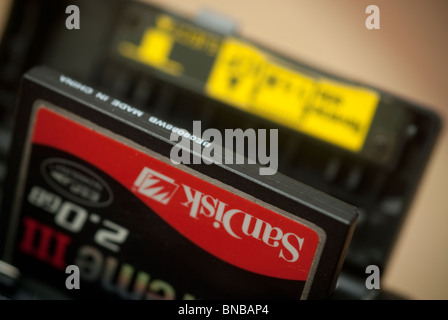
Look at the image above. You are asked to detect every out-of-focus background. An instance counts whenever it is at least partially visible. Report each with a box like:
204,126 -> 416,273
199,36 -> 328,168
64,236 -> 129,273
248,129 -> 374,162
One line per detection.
1,0 -> 447,299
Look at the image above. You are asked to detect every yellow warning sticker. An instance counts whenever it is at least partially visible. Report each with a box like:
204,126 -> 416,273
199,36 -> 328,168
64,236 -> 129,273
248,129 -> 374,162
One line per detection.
118,15 -> 184,75
117,14 -> 379,153
117,14 -> 222,78
206,39 -> 379,152
298,80 -> 379,151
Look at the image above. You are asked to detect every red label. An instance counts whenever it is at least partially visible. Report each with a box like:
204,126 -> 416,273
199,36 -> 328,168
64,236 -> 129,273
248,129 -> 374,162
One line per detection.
32,106 -> 320,281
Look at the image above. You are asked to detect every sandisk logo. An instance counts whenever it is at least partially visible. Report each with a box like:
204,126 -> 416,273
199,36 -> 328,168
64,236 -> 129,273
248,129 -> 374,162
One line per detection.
181,185 -> 304,263
133,167 -> 179,205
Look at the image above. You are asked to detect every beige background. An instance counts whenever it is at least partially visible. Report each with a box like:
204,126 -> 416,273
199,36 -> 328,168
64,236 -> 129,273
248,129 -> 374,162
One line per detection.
1,0 -> 448,299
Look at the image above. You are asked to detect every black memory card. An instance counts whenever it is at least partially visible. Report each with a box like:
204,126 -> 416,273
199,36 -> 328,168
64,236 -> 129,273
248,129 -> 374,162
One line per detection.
0,66 -> 357,299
